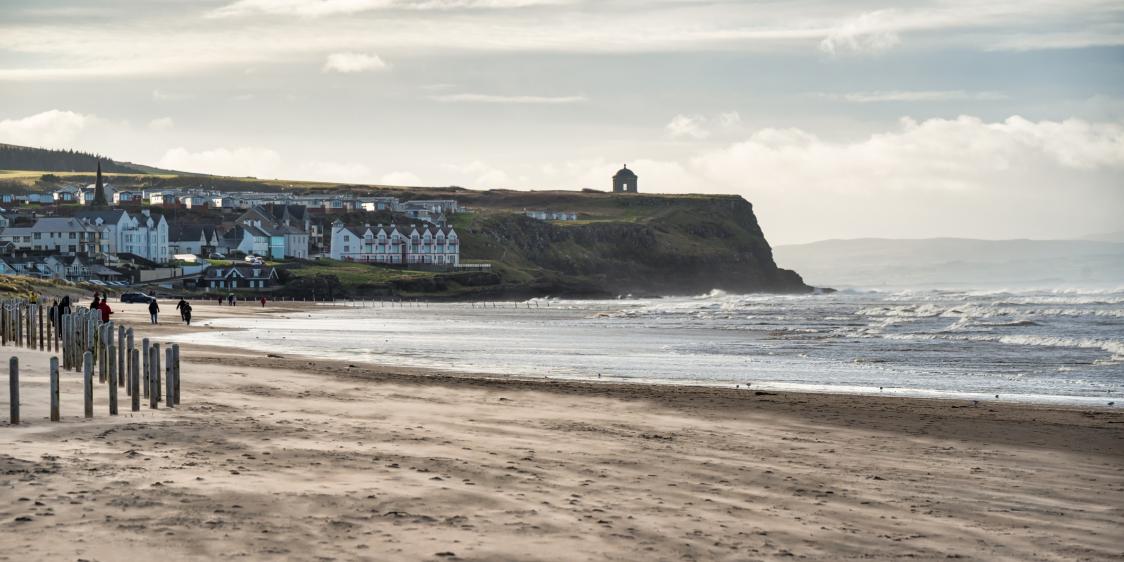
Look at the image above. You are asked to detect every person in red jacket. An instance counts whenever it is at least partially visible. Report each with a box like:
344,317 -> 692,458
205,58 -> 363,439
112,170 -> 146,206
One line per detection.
97,299 -> 113,323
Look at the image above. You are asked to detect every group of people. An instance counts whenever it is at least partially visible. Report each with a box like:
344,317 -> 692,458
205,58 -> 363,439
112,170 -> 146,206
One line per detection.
36,291 -> 270,330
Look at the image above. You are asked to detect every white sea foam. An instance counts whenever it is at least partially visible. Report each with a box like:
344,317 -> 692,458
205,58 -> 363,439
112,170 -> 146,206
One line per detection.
171,287 -> 1124,405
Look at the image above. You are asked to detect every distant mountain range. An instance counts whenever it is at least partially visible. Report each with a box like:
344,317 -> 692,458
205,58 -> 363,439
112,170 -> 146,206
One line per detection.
0,143 -> 179,175
773,237 -> 1124,289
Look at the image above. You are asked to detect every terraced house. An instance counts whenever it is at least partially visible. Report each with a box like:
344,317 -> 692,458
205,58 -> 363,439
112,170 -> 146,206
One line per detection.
328,221 -> 459,266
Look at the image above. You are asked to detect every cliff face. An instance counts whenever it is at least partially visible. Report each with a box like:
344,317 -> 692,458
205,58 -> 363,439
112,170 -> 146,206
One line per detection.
457,193 -> 811,296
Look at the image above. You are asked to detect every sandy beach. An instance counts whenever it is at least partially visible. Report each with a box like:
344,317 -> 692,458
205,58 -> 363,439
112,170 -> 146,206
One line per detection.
1,299 -> 1122,561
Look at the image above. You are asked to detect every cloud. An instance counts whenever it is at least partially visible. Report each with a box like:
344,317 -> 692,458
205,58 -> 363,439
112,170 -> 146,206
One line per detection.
208,0 -> 568,18
666,111 -> 743,140
0,109 -> 98,148
322,52 -> 389,73
380,171 -> 422,185
685,115 -> 1124,242
157,146 -> 282,177
819,90 -> 1009,103
428,93 -> 586,104
548,115 -> 1124,243
152,89 -> 194,101
666,114 -> 710,140
147,117 -> 175,131
818,10 -> 901,55
3,1 -> 1121,81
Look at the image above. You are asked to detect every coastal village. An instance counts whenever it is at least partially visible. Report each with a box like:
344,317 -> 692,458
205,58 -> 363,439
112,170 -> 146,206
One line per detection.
0,162 -> 629,295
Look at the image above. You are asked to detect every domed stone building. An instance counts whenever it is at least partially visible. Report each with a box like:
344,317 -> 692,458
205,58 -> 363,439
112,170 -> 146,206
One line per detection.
612,165 -> 637,193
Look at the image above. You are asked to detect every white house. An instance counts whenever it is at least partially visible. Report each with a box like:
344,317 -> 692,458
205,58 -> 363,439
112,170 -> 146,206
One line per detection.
0,217 -> 102,255
52,185 -> 81,204
75,209 -> 170,263
329,221 -> 459,266
169,224 -> 222,256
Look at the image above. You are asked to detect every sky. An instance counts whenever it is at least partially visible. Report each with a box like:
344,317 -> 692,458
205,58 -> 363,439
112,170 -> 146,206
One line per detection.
1,0 -> 1122,245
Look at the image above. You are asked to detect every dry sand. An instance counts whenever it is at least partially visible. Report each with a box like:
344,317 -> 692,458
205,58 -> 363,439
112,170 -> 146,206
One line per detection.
1,298 -> 1122,561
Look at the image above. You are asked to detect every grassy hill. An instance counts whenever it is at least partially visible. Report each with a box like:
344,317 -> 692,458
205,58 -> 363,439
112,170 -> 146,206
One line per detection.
0,143 -> 811,297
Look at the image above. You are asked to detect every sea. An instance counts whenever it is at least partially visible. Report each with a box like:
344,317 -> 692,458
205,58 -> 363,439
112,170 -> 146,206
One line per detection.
172,288 -> 1124,406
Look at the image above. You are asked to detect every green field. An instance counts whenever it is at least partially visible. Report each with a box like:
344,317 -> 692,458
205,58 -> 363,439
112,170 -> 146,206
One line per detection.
286,259 -> 437,285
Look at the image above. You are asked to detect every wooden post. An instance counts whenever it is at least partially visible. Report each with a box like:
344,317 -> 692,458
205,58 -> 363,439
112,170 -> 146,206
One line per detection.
172,344 -> 181,405
153,343 -> 162,402
2,304 -> 7,346
117,325 -> 125,388
38,304 -> 44,351
126,329 -> 135,396
148,346 -> 158,410
9,357 -> 18,425
142,338 -> 150,398
130,348 -> 140,412
165,347 -> 174,408
108,344 -> 118,415
83,351 -> 93,419
50,356 -> 60,422
98,324 -> 107,384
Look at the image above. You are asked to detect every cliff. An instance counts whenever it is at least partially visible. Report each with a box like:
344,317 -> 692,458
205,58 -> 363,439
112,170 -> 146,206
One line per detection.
453,191 -> 810,296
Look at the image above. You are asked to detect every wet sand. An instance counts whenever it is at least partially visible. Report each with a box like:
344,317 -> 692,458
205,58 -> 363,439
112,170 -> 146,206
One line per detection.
1,299 -> 1122,561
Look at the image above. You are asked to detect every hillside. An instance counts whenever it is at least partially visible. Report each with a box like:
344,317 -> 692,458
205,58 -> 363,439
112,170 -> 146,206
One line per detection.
774,238 -> 1124,289
0,143 -> 810,297
0,143 -> 178,174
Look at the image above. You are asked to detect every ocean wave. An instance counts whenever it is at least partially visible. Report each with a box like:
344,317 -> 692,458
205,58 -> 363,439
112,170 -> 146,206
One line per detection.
885,333 -> 1124,362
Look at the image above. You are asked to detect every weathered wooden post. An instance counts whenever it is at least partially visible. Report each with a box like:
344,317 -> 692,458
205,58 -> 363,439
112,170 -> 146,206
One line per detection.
153,343 -> 162,401
172,344 -> 181,405
83,351 -> 94,418
130,348 -> 140,412
9,357 -> 18,425
108,343 -> 118,415
142,337 -> 151,398
117,325 -> 125,388
165,346 -> 174,408
38,303 -> 44,351
148,346 -> 159,410
98,324 -> 107,384
125,329 -> 135,396
50,356 -> 60,422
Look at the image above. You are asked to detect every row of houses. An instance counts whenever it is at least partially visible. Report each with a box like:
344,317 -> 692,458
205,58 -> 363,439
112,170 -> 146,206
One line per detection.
329,221 -> 460,266
0,209 -> 169,262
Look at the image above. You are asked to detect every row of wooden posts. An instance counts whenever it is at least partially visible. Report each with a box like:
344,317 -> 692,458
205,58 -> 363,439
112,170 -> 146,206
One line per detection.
3,299 -> 180,425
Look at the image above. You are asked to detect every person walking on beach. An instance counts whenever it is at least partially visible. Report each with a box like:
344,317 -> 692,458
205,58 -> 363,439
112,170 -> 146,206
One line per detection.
97,298 -> 113,323
49,299 -> 59,336
148,298 -> 160,324
91,293 -> 101,311
260,296 -> 267,308
59,295 -> 71,317
228,294 -> 235,306
181,300 -> 193,325
176,297 -> 190,321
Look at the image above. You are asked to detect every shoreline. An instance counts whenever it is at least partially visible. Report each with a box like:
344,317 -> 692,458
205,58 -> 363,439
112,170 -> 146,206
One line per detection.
167,302 -> 1123,409
2,299 -> 1122,560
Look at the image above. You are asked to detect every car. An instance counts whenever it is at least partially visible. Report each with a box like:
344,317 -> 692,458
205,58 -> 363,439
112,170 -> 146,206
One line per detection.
120,292 -> 154,304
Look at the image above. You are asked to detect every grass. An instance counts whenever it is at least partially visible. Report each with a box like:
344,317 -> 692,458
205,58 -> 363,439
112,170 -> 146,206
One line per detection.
287,259 -> 437,285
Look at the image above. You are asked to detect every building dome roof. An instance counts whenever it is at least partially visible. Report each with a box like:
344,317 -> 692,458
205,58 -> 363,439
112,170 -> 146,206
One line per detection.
613,165 -> 637,178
